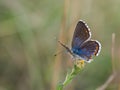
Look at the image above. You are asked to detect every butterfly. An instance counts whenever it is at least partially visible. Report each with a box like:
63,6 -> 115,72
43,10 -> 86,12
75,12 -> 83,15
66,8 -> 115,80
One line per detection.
58,20 -> 101,62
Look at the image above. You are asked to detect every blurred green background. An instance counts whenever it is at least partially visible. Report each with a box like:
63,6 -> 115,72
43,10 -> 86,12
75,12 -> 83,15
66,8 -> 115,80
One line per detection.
0,0 -> 120,90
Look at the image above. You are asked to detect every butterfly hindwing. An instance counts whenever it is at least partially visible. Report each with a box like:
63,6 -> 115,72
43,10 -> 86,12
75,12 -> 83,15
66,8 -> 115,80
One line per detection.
78,40 -> 101,61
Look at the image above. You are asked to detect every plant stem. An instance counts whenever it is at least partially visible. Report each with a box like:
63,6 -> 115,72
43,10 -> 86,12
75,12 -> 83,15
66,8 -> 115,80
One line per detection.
57,60 -> 84,90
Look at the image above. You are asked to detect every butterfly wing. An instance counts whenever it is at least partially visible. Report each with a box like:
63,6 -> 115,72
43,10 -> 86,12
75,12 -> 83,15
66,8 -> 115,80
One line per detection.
72,20 -> 91,48
78,40 -> 101,61
71,20 -> 101,61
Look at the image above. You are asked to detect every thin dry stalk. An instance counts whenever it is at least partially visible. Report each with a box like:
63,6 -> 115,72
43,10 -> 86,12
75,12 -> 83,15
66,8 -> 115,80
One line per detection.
111,33 -> 116,73
97,73 -> 116,90
118,47 -> 120,90
97,33 -> 116,90
51,0 -> 70,90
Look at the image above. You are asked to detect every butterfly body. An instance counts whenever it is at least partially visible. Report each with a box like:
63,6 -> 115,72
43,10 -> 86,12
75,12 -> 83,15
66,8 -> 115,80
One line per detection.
72,48 -> 90,61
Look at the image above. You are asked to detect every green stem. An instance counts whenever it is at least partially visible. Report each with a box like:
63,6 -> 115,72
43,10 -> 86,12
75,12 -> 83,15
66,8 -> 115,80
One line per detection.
57,64 -> 82,90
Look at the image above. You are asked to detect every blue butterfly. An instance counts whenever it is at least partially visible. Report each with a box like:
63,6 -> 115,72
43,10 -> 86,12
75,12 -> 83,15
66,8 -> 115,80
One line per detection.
59,20 -> 101,62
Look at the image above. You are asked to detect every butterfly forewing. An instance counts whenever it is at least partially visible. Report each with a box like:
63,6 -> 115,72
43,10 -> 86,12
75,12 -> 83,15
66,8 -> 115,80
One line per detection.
72,20 -> 91,48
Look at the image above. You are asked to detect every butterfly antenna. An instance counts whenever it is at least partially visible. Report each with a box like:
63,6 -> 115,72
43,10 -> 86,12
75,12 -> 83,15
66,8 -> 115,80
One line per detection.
58,41 -> 73,55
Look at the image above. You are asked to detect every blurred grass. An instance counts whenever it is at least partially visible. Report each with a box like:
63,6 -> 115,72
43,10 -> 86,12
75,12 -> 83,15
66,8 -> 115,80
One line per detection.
0,0 -> 120,90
